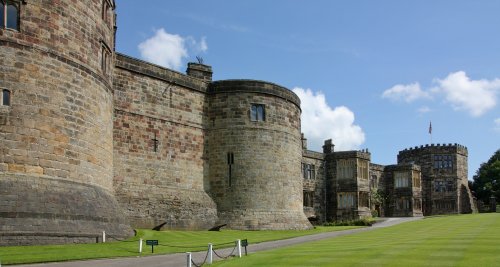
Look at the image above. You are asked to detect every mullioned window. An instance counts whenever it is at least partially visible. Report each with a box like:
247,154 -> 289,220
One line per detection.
250,104 -> 265,121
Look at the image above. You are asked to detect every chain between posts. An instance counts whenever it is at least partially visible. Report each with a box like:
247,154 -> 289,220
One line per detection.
213,243 -> 237,259
190,249 -> 210,267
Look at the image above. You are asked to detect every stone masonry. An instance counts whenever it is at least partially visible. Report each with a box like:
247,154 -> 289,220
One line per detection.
0,1 -> 475,245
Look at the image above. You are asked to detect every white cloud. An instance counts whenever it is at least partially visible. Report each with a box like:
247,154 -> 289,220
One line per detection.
417,106 -> 431,114
382,71 -> 500,117
138,29 -> 208,70
494,118 -> 500,133
293,87 -> 365,151
199,37 -> 208,52
434,71 -> 500,117
186,36 -> 208,54
381,83 -> 430,103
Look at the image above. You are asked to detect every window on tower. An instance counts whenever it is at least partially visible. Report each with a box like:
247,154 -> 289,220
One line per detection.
1,0 -> 20,31
101,42 -> 111,75
2,89 -> 10,106
433,155 -> 453,169
250,104 -> 265,121
101,0 -> 113,27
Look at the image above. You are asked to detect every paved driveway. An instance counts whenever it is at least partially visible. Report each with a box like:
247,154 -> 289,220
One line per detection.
12,217 -> 422,267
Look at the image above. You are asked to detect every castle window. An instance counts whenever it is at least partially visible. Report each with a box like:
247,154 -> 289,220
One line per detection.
2,89 -> 10,106
227,152 -> 234,187
250,104 -> 265,121
302,163 -> 315,179
434,200 -> 455,210
395,198 -> 410,210
102,0 -> 112,26
357,159 -> 369,179
303,191 -> 314,207
337,192 -> 355,208
394,171 -> 410,188
101,42 -> 111,75
1,0 -> 20,31
433,155 -> 453,169
446,179 -> 454,192
337,159 -> 355,180
434,180 -> 446,192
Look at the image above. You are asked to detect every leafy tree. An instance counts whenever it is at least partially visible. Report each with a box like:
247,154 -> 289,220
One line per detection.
472,149 -> 500,204
370,188 -> 386,206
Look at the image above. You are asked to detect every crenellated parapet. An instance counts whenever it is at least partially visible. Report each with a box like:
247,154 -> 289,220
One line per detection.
333,150 -> 371,161
398,143 -> 468,162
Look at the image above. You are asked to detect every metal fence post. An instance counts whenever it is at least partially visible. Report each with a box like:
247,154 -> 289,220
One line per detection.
139,238 -> 143,253
237,239 -> 242,258
208,243 -> 213,264
186,252 -> 192,267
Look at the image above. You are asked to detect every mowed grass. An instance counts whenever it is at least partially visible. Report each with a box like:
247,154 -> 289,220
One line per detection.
0,226 -> 360,265
214,213 -> 500,267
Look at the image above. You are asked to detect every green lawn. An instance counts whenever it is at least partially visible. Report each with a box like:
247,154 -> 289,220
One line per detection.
214,213 -> 500,267
0,226 -> 360,265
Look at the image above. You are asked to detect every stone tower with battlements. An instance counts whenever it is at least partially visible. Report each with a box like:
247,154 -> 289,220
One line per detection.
397,144 -> 476,215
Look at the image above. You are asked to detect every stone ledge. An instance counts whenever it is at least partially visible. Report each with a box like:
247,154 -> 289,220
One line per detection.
209,79 -> 301,109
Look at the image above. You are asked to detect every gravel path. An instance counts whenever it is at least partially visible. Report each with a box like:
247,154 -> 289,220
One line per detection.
12,217 -> 422,267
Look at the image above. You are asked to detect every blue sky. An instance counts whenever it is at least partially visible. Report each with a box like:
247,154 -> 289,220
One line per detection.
115,1 -> 500,178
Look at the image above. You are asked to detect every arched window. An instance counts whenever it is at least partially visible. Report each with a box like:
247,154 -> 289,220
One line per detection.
2,89 -> 10,106
1,0 -> 19,31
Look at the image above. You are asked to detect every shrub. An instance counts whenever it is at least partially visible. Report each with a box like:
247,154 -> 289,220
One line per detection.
323,218 -> 375,227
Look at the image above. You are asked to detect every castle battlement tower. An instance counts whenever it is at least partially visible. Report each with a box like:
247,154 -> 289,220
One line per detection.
0,0 -> 131,245
397,143 -> 475,215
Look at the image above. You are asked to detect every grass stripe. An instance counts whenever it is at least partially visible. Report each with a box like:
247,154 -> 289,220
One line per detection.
213,213 -> 500,267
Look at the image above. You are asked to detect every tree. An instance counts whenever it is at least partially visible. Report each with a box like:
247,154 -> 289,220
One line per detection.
472,149 -> 500,204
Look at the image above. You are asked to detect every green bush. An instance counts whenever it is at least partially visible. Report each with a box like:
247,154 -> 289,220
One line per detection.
323,218 -> 375,227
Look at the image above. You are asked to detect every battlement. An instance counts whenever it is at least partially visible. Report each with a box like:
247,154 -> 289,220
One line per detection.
333,150 -> 371,161
399,143 -> 468,157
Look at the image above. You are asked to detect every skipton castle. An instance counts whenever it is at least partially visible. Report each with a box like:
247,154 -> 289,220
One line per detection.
0,1 -> 476,245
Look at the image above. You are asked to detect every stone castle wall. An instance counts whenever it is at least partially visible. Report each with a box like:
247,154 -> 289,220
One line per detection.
0,0 -> 131,245
112,54 -> 217,229
1,1 -> 477,245
382,164 -> 423,217
302,149 -> 326,223
206,80 -> 311,230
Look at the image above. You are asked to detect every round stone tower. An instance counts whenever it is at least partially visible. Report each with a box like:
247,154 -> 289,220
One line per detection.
207,80 -> 312,230
0,0 -> 131,245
